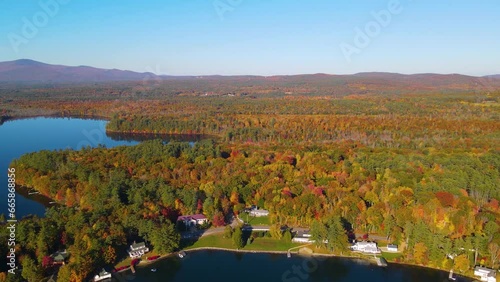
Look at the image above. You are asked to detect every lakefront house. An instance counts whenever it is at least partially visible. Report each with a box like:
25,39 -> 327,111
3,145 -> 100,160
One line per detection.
127,241 -> 150,259
350,241 -> 381,254
292,231 -> 314,243
474,266 -> 497,282
93,268 -> 112,282
177,214 -> 209,226
248,206 -> 269,217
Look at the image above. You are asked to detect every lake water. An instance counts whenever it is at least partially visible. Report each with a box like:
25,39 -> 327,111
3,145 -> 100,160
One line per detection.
0,117 -> 158,218
115,250 -> 472,282
0,117 -> 206,218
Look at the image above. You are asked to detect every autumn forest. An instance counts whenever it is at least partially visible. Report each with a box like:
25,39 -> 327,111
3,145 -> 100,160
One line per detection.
0,80 -> 499,281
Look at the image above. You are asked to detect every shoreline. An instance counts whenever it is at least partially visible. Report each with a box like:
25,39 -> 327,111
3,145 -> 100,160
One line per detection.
1,114 -> 217,139
118,246 -> 477,281
0,114 -> 112,125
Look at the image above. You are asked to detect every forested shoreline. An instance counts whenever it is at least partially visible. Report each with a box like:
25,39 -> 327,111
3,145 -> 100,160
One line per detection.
0,91 -> 498,281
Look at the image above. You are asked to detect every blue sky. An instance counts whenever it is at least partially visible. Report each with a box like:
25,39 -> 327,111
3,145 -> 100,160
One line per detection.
1,0 -> 499,76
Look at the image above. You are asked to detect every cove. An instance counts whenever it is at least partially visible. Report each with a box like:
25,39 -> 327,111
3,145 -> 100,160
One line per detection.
0,117 -> 200,218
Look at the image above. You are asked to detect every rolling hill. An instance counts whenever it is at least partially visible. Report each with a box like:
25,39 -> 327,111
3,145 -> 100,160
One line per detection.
0,60 -> 499,94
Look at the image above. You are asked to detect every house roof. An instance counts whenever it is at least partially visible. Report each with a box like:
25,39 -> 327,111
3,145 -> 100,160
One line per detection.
97,268 -> 111,276
250,209 -> 269,214
191,214 -> 207,220
475,266 -> 496,275
51,250 -> 69,261
177,214 -> 207,221
355,241 -> 376,246
131,241 -> 146,249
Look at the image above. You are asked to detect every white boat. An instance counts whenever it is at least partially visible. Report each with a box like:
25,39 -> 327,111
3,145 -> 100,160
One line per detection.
151,268 -> 157,272
178,251 -> 186,258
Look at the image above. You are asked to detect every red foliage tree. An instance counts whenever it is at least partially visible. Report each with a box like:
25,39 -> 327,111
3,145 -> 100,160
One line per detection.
42,256 -> 54,268
196,199 -> 203,213
212,212 -> 226,227
435,191 -> 455,207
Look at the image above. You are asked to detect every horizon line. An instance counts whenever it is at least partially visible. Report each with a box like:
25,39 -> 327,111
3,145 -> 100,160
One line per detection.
2,58 -> 499,78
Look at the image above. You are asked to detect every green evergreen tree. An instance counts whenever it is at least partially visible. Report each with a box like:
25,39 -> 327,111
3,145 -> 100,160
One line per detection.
232,226 -> 244,249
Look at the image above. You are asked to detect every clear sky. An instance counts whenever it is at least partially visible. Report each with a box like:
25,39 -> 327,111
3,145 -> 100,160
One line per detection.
1,0 -> 499,76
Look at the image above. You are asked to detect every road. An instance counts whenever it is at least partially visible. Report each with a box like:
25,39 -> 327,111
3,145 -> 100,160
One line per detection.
181,218 -> 387,242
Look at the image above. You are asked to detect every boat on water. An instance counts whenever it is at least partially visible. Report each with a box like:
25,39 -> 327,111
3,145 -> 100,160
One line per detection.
178,251 -> 186,258
151,268 -> 157,272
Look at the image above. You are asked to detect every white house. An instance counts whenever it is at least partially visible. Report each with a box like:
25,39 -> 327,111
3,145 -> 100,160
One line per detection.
387,244 -> 398,252
128,241 -> 150,259
351,241 -> 381,254
93,268 -> 112,281
292,232 -> 314,243
474,266 -> 497,282
177,214 -> 209,226
249,209 -> 269,217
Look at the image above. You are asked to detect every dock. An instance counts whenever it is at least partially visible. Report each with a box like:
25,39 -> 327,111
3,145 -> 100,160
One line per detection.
448,269 -> 456,280
375,257 -> 388,267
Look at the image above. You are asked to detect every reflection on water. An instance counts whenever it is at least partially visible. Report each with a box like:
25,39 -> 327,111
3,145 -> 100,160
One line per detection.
119,250 -> 472,282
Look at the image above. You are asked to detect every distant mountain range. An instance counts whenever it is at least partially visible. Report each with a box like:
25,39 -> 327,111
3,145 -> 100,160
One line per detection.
0,59 -> 162,83
0,60 -> 499,92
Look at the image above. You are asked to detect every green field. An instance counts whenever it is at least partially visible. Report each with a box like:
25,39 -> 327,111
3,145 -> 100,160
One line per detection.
244,215 -> 271,225
381,252 -> 404,261
184,234 -> 301,252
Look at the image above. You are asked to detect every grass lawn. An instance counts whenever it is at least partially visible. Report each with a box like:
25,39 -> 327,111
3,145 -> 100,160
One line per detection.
244,215 -> 270,225
245,237 -> 300,252
185,234 -> 234,249
381,252 -> 403,261
184,234 -> 301,252
377,241 -> 389,247
114,258 -> 132,268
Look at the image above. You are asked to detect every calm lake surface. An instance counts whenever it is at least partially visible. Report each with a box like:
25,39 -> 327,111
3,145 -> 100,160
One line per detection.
0,117 -> 198,218
116,250 -> 472,282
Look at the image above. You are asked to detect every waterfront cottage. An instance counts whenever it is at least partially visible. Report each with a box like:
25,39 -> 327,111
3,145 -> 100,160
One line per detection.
351,241 -> 381,254
292,232 -> 314,243
474,266 -> 497,282
249,209 -> 269,217
93,268 -> 112,281
51,250 -> 69,265
127,241 -> 150,259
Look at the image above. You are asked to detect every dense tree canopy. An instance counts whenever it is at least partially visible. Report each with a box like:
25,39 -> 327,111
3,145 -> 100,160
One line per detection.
0,91 -> 498,279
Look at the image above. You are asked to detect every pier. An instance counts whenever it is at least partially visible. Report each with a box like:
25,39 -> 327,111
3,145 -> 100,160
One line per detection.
375,257 -> 388,267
